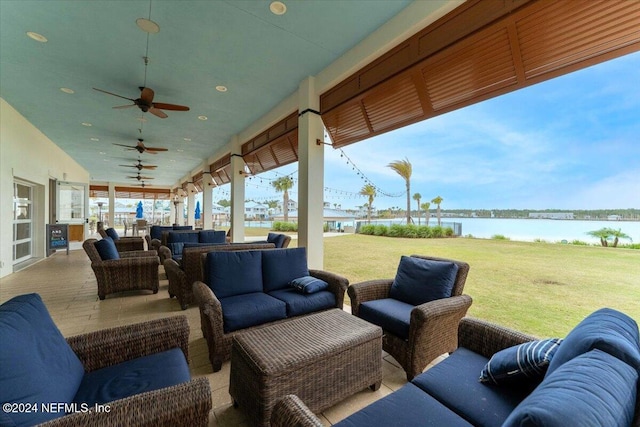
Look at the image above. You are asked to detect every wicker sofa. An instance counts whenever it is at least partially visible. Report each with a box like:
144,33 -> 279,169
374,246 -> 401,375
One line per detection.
0,293 -> 211,427
163,242 -> 276,310
193,247 -> 349,371
272,309 -> 640,427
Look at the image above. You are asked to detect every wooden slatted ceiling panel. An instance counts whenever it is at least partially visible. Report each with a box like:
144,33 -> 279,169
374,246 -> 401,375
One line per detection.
324,0 -> 640,149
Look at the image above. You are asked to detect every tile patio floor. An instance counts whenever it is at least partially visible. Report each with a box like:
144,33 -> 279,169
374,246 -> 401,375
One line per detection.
0,245 -> 442,426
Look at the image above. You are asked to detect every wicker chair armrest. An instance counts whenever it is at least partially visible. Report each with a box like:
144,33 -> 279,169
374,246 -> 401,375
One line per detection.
120,249 -> 158,258
409,295 -> 473,342
66,316 -> 190,372
158,245 -> 172,263
346,279 -> 393,316
309,269 -> 349,309
458,317 -> 538,358
193,281 -> 224,334
96,256 -> 159,271
39,377 -> 211,427
271,395 -> 324,427
151,238 -> 161,251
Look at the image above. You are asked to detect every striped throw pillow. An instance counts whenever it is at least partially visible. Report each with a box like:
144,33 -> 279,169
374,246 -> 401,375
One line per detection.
479,338 -> 563,385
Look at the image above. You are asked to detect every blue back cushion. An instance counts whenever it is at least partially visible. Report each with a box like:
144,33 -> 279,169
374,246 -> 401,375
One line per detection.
0,294 -> 85,427
94,237 -> 120,260
167,242 -> 185,256
267,232 -> 286,248
503,349 -> 638,427
150,225 -> 172,240
167,231 -> 199,244
104,227 -> 119,240
205,250 -> 263,298
389,256 -> 459,306
261,248 -> 309,292
199,230 -> 226,244
546,308 -> 640,376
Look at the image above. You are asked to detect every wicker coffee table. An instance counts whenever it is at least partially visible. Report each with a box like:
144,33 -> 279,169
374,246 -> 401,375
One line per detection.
229,308 -> 383,427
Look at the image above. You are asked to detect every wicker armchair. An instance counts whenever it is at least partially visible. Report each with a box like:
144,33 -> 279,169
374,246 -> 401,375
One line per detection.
98,229 -> 145,252
83,239 -> 160,300
348,255 -> 472,380
40,316 -> 212,427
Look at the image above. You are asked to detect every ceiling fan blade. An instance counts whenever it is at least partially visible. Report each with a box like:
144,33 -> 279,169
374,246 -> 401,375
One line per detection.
153,102 -> 190,111
119,164 -> 138,168
139,176 -> 155,180
93,88 -> 135,101
113,104 -> 137,109
144,146 -> 169,152
148,107 -> 168,119
140,165 -> 157,169
113,143 -> 136,149
140,87 -> 155,103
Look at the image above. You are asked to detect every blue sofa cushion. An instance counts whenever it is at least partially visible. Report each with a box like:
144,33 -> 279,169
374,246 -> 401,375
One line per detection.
268,288 -> 335,317
335,382 -> 473,427
73,348 -> 190,407
289,275 -> 328,294
183,242 -> 225,250
105,227 -> 119,240
205,250 -> 263,298
262,248 -> 309,292
0,294 -> 85,427
413,347 -> 534,427
479,338 -> 563,386
546,307 -> 640,376
172,225 -> 193,231
199,230 -> 226,244
267,232 -> 287,248
219,292 -> 287,333
389,256 -> 459,306
167,231 -> 199,244
503,349 -> 638,427
150,225 -> 173,240
167,242 -> 185,256
359,298 -> 413,340
94,237 -> 120,260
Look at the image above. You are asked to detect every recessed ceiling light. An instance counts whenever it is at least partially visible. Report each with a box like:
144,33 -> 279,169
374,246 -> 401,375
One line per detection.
183,138 -> 191,142
136,117 -> 147,122
270,1 -> 287,15
136,18 -> 160,34
177,149 -> 184,152
103,159 -> 110,162
99,152 -> 106,155
60,87 -> 74,94
90,137 -> 100,141
215,85 -> 228,92
198,115 -> 208,121
26,31 -> 47,42
170,159 -> 176,162
82,122 -> 92,127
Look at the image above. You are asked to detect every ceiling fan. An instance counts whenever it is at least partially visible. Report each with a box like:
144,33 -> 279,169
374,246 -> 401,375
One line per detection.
113,138 -> 167,154
135,181 -> 152,188
93,86 -> 189,118
127,173 -> 155,181
119,158 -> 157,170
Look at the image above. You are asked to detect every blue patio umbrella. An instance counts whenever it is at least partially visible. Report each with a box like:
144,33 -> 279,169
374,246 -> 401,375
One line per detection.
135,201 -> 143,219
194,201 -> 201,220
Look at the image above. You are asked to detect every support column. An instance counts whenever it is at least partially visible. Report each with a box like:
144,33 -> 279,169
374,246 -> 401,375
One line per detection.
108,182 -> 115,229
297,76 -> 324,269
230,136 -> 245,242
186,190 -> 195,227
202,181 -> 213,230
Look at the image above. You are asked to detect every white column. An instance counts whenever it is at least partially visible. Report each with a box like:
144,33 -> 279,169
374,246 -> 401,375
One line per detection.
230,136 -> 245,242
297,76 -> 325,269
186,190 -> 195,227
202,181 -> 213,230
108,182 -> 115,228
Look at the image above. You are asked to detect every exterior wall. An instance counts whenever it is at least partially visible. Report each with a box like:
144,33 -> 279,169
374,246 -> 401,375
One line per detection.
0,98 -> 90,279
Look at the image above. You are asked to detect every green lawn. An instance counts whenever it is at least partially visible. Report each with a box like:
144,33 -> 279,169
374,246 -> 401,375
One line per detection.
323,234 -> 640,338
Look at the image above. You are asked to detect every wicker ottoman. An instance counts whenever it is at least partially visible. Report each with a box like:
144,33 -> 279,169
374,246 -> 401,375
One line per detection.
229,309 -> 383,427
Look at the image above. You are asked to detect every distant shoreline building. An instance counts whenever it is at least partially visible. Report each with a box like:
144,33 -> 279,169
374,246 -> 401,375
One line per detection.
528,212 -> 574,220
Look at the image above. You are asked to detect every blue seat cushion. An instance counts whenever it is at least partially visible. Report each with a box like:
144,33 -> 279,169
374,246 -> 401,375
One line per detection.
205,250 -> 263,298
268,288 -> 335,317
73,348 -> 190,407
335,382 -> 473,427
413,348 -> 534,427
503,349 -> 638,427
546,307 -> 640,376
479,338 -> 563,386
289,275 -> 328,294
198,230 -> 226,244
167,242 -> 185,256
359,298 -> 413,340
167,231 -> 199,244
261,247 -> 309,292
94,237 -> 120,260
105,227 -> 119,240
389,256 -> 459,306
267,232 -> 286,248
0,294 -> 85,427
219,292 -> 287,333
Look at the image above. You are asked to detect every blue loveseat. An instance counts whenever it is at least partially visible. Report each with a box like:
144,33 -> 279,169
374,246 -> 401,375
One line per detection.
158,229 -> 227,263
0,293 -> 211,427
272,308 -> 640,427
146,225 -> 193,251
192,247 -> 349,371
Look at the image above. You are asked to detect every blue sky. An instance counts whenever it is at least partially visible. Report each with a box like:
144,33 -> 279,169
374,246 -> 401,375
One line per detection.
219,51 -> 640,211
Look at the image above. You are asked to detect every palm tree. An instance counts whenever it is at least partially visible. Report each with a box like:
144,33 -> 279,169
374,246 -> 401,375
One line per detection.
421,202 -> 431,225
359,184 -> 376,223
587,227 -> 631,247
413,193 -> 422,225
387,158 -> 412,224
431,196 -> 443,226
271,176 -> 293,222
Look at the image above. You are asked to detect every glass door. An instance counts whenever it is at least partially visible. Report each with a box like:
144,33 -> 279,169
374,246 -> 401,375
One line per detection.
56,181 -> 88,241
13,181 -> 33,264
